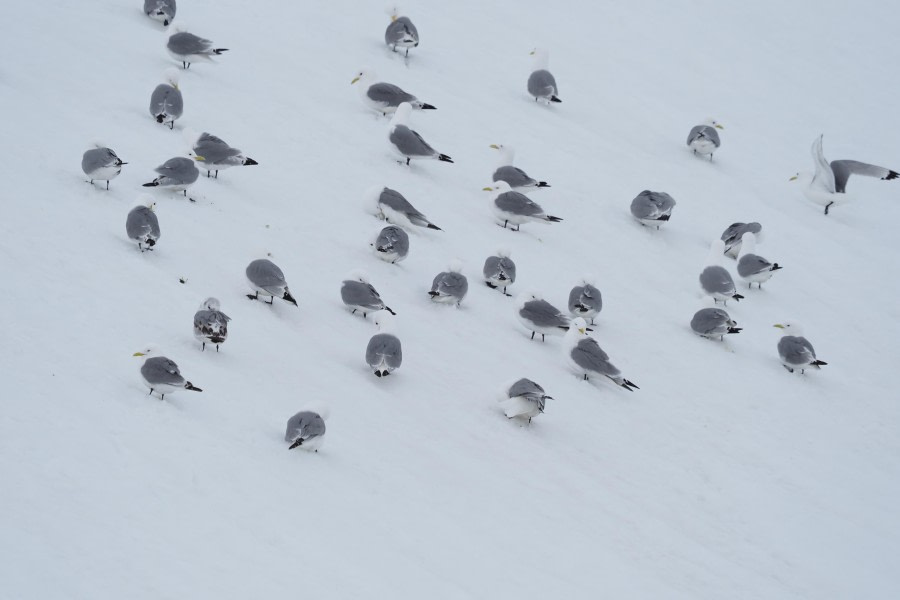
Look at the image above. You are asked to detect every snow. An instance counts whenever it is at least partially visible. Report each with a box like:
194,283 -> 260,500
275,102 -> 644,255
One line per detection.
2,0 -> 900,598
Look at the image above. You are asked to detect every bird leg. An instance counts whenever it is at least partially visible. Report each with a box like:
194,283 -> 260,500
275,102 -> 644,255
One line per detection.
216,345 -> 219,352
207,171 -> 211,178
583,374 -> 589,381
202,342 -> 206,351
824,201 -> 833,215
168,121 -> 174,130
247,292 -> 259,301
782,365 -> 794,373
266,296 -> 274,305
531,331 -> 536,340
215,171 -> 219,178
106,181 -> 110,190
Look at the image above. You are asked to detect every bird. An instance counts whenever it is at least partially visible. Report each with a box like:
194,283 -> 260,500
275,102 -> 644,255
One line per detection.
144,0 -> 176,26
372,225 -> 409,264
489,144 -> 550,192
563,318 -> 638,390
790,134 -> 899,215
528,48 -> 561,103
388,102 -> 452,166
686,119 -> 723,160
721,222 -> 762,258
499,378 -> 552,423
368,185 -> 442,230
133,345 -> 202,400
351,68 -> 435,115
245,258 -> 298,306
773,322 -> 827,374
700,240 -> 744,305
149,69 -> 183,129
483,250 -> 516,296
483,181 -> 562,230
341,273 -> 396,318
142,157 -> 200,199
516,292 -> 570,341
366,314 -> 402,377
736,232 -> 782,289
167,30 -> 228,69
630,190 -> 676,229
193,297 -> 230,351
187,131 -> 258,178
125,196 -> 160,252
285,410 -> 326,451
568,279 -> 602,325
82,145 -> 126,190
384,7 -> 419,56
429,261 -> 468,306
690,308 -> 741,341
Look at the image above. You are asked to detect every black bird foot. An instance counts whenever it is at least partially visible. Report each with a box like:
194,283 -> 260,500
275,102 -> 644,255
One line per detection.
247,293 -> 258,301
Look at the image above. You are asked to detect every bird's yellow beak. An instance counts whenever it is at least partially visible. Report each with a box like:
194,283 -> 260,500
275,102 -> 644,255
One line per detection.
192,154 -> 205,161
529,50 -> 535,55
578,327 -> 586,334
489,144 -> 499,149
482,186 -> 494,191
133,352 -> 145,357
773,324 -> 785,329
715,123 -> 724,130
789,175 -> 798,181
351,76 -> 360,84
391,15 -> 397,21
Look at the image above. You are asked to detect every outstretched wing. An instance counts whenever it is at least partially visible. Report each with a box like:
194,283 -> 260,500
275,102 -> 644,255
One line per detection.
810,135 -> 836,193
830,160 -> 899,193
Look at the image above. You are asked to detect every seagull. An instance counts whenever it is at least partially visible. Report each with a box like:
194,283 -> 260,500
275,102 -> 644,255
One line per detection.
499,378 -> 552,423
568,279 -> 602,325
483,250 -> 516,296
187,131 -> 258,178
790,134 -> 899,215
528,48 -> 561,103
351,68 -> 435,115
429,261 -> 468,306
721,222 -> 762,258
133,345 -> 202,400
193,297 -> 230,351
483,181 -> 562,230
368,185 -> 442,230
489,144 -> 550,192
563,318 -> 638,390
245,258 -> 298,306
690,308 -> 741,341
372,225 -> 409,264
630,190 -> 676,229
341,273 -> 396,318
384,7 -> 419,56
144,0 -> 176,26
366,314 -> 402,377
388,103 -> 453,166
125,196 -> 160,252
686,119 -> 723,160
773,322 -> 827,374
700,240 -> 744,305
82,145 -> 126,189
516,292 -> 570,341
142,156 -> 200,199
167,30 -> 228,69
737,232 -> 782,289
149,69 -> 183,129
285,410 -> 326,451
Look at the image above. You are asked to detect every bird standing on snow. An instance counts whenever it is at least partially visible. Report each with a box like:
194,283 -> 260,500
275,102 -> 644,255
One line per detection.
285,410 -> 326,451
630,190 -> 676,229
721,222 -> 762,258
366,315 -> 402,377
527,48 -> 561,103
690,308 -> 741,341
351,68 -> 435,115
773,322 -> 827,374
368,185 -> 442,230
388,102 -> 453,166
142,157 -> 200,199
737,232 -> 782,289
790,134 -> 899,215
193,297 -> 230,351
699,240 -> 744,305
125,196 -> 160,252
483,181 -> 562,230
82,145 -> 126,190
149,69 -> 183,129
188,131 -> 258,178
563,318 -> 638,390
568,279 -> 602,325
245,258 -> 298,306
384,7 -> 419,56
483,250 -> 516,296
341,273 -> 396,318
489,144 -> 550,192
372,225 -> 409,264
133,345 -> 202,400
429,261 -> 468,306
516,292 -> 570,341
499,378 -> 552,423
686,119 -> 723,160
167,30 -> 228,69
144,0 -> 176,26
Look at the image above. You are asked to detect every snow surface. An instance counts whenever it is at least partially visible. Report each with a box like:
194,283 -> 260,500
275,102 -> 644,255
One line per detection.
2,1 -> 900,598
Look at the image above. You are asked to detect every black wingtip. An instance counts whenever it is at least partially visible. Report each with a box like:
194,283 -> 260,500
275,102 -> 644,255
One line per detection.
142,181 -> 158,187
283,292 -> 298,306
156,114 -> 165,123
185,382 -> 203,392
213,48 -> 229,54
438,154 -> 454,163
727,327 -> 742,334
546,215 -> 563,222
884,170 -> 899,181
771,264 -> 783,270
733,293 -> 745,301
421,103 -> 437,110
658,214 -> 671,221
243,157 -> 258,166
426,223 -> 442,231
623,379 -> 639,390
386,306 -> 397,315
813,360 -> 828,366
550,96 -> 562,103
288,439 -> 303,450
537,181 -> 551,187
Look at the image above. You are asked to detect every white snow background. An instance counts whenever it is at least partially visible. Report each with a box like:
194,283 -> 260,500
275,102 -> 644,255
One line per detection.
2,0 -> 899,598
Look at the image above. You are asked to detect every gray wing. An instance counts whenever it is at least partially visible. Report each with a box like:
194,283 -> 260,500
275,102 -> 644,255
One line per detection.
141,356 -> 185,386
495,192 -> 545,217
432,272 -> 468,299
721,222 -> 761,245
493,166 -> 537,188
390,125 -> 436,158
375,226 -> 410,255
367,83 -> 416,108
631,190 -> 675,219
699,266 -> 735,295
385,17 -> 418,45
520,299 -> 569,328
82,147 -> 118,174
778,336 -> 816,365
194,309 -> 229,340
149,84 -> 183,118
508,378 -> 545,398
483,256 -> 502,279
569,284 -> 601,313
167,32 -> 212,55
366,333 -> 403,368
686,125 -> 720,147
830,160 -> 899,193
246,259 -> 286,291
285,411 -> 326,442
499,257 -> 516,282
527,69 -> 558,98
737,254 -> 773,277
155,157 -> 199,184
145,0 -> 176,18
126,206 -> 160,240
341,281 -> 384,309
690,308 -> 728,335
195,133 -> 242,164
571,338 -> 619,378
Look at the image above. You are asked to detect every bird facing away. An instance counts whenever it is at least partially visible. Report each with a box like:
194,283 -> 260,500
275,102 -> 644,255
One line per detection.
774,322 -> 827,374
736,232 -> 782,289
700,240 -> 744,304
142,156 -> 200,199
630,190 -> 676,229
686,119 -> 723,160
82,145 -> 126,189
193,297 -> 230,351
489,144 -> 550,192
384,8 -> 419,56
133,345 -> 202,400
188,131 -> 258,178
366,315 -> 402,377
351,68 -> 435,115
528,48 -> 561,103
388,103 -> 453,165
790,134 -> 899,215
483,250 -> 516,296
149,69 -> 183,129
690,308 -> 741,340
373,225 -> 410,264
721,222 -> 762,258
144,0 -> 176,26
516,293 -> 570,341
568,280 -> 602,324
167,31 -> 228,69
285,411 -> 326,451
563,318 -> 638,390
341,273 -> 396,318
483,181 -> 562,230
125,196 -> 161,252
500,378 -> 552,423
369,186 -> 442,230
245,259 -> 298,306
429,261 -> 468,306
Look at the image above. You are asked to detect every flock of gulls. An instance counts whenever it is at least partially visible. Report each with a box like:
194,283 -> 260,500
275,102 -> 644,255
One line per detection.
80,2 -> 900,448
